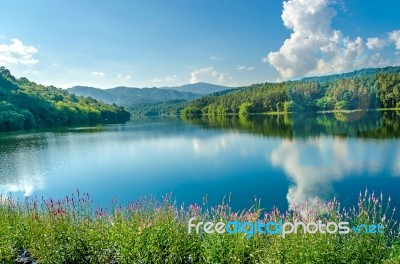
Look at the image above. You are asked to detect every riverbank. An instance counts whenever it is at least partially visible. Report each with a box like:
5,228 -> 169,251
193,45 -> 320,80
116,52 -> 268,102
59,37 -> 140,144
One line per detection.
0,191 -> 399,263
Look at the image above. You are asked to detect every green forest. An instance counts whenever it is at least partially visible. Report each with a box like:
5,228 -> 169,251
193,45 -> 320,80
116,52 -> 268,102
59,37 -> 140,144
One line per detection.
0,67 -> 130,131
181,66 -> 400,117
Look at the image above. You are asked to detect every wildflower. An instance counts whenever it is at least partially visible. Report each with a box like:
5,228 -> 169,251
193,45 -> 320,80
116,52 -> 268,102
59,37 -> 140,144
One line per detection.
109,216 -> 115,226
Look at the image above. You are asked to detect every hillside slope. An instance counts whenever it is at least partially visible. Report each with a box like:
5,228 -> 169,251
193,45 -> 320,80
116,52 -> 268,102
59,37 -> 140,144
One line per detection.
182,66 -> 400,116
0,67 -> 130,131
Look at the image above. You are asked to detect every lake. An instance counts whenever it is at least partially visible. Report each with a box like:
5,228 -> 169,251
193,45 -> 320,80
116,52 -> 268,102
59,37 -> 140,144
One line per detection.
1,110 -> 400,213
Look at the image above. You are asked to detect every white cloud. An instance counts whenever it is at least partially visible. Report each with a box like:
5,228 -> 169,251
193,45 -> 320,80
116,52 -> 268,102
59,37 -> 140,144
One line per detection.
265,0 -> 392,79
237,65 -> 255,71
0,38 -> 38,66
190,66 -> 216,83
164,74 -> 176,82
366,37 -> 386,50
118,73 -> 131,80
152,74 -> 177,83
218,73 -> 226,83
91,71 -> 105,76
23,69 -> 39,74
389,30 -> 400,50
152,77 -> 163,82
210,56 -> 220,61
363,31 -> 400,52
218,73 -> 233,83
0,35 -> 5,39
190,67 -> 236,85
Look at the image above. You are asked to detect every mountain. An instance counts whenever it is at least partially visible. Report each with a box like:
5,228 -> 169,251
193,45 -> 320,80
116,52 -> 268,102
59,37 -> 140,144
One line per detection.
164,82 -> 233,94
0,67 -> 130,131
67,82 -> 233,106
67,86 -> 202,106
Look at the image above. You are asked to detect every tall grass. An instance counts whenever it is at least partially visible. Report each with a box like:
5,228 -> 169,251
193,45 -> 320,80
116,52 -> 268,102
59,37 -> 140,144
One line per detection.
0,190 -> 399,264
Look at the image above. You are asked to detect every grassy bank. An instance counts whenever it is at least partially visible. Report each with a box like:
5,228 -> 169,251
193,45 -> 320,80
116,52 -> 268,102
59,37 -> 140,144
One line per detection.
0,191 -> 399,264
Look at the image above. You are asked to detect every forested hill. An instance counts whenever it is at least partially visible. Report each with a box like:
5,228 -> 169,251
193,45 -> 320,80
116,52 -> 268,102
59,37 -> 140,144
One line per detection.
301,66 -> 400,83
0,67 -> 130,131
182,66 -> 400,117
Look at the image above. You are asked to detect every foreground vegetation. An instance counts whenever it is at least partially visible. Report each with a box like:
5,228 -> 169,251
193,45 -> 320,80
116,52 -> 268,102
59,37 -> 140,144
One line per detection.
0,67 -> 130,131
0,191 -> 399,263
182,66 -> 400,117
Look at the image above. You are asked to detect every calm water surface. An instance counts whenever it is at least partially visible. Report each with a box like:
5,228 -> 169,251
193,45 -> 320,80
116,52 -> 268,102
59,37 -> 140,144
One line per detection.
1,111 -> 400,212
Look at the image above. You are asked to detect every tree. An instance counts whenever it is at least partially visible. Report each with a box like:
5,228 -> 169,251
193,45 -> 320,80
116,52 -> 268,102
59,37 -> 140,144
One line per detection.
239,102 -> 252,116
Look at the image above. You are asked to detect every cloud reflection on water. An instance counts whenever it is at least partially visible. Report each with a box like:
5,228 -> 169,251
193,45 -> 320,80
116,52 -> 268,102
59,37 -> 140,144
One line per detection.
269,136 -> 396,209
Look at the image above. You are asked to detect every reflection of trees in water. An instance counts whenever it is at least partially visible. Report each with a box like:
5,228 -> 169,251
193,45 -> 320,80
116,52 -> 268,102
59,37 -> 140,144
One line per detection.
183,110 -> 400,139
182,114 -> 294,138
183,111 -> 400,210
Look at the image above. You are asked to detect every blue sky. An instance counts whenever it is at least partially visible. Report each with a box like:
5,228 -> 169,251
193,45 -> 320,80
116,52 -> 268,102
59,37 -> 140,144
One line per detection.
0,0 -> 399,88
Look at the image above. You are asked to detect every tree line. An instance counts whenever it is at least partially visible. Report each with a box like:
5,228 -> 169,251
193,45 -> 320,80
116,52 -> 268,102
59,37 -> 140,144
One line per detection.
181,66 -> 400,117
0,67 -> 130,131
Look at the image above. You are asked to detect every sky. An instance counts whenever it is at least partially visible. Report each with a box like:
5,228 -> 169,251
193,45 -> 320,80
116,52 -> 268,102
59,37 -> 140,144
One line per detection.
0,0 -> 399,89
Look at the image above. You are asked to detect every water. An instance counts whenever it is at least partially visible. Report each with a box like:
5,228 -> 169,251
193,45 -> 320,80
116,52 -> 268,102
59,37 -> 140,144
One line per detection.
1,110 -> 400,212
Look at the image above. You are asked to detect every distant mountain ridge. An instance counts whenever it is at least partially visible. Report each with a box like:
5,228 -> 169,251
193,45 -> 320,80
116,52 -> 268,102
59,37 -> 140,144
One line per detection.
162,82 -> 233,94
67,82 -> 233,106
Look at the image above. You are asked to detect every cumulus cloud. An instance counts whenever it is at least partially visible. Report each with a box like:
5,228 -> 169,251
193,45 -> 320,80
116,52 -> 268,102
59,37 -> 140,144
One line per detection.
217,73 -> 233,83
0,38 -> 38,66
218,73 -> 226,83
265,0 -> 394,79
190,66 -> 236,85
366,37 -> 386,50
389,30 -> 400,50
190,67 -> 218,83
91,71 -> 105,76
152,74 -> 177,83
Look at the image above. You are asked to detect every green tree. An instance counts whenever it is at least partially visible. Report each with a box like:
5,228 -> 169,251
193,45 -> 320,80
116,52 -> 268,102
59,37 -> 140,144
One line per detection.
239,102 -> 252,116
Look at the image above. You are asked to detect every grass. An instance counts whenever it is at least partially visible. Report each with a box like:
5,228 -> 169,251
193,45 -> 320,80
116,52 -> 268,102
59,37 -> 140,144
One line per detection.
0,190 -> 399,264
